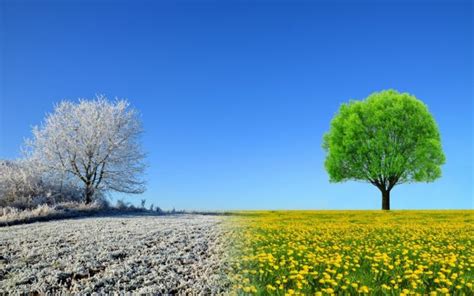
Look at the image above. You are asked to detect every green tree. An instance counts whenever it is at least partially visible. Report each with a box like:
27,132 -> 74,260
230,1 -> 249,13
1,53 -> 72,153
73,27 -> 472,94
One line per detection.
323,90 -> 445,210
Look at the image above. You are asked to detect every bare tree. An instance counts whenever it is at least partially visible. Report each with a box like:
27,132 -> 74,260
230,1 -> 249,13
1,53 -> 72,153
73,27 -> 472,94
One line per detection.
26,96 -> 146,204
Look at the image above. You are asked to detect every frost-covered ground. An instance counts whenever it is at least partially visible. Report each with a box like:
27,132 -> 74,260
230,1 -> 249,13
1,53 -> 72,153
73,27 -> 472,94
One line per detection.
0,214 -> 231,294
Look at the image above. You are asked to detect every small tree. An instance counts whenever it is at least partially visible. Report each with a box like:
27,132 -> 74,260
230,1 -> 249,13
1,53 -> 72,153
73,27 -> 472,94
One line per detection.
27,96 -> 146,204
323,90 -> 445,210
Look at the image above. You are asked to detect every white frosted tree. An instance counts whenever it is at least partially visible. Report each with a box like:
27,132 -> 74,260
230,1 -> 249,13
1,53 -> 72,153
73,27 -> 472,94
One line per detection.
27,96 -> 146,204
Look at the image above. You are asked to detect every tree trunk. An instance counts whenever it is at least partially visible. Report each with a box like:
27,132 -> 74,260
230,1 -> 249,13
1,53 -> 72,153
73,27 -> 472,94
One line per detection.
381,189 -> 390,210
84,183 -> 93,204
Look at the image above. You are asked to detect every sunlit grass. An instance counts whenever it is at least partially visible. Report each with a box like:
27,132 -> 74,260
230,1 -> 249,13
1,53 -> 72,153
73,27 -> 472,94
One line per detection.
228,210 -> 474,295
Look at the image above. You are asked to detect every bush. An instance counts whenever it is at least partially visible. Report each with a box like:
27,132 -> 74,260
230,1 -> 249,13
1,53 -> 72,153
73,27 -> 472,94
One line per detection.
116,199 -> 131,210
0,159 -> 88,209
0,202 -> 109,226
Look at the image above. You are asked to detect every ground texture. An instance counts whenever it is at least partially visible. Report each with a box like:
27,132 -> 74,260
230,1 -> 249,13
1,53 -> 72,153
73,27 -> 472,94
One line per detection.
0,214 -> 230,294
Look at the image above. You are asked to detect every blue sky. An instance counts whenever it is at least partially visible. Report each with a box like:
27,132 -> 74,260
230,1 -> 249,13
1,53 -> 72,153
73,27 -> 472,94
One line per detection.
1,0 -> 472,210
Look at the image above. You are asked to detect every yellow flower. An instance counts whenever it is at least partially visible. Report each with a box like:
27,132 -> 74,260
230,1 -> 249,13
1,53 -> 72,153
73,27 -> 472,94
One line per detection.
439,288 -> 449,293
266,284 -> 276,291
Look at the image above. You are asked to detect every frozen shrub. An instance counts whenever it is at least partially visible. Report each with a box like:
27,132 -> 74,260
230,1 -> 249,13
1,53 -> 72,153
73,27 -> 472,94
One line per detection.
0,159 -> 84,208
92,198 -> 110,209
116,199 -> 131,210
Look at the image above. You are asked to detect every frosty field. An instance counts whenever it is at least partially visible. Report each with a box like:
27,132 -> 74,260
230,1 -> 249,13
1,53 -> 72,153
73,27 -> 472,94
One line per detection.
228,211 -> 474,295
0,214 -> 230,294
1,211 -> 473,295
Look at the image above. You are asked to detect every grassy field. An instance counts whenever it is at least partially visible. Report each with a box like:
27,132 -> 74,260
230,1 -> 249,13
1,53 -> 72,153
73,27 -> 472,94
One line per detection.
228,211 -> 474,295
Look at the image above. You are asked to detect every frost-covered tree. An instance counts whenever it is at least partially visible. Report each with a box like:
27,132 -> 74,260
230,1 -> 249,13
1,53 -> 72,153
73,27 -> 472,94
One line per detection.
27,96 -> 146,204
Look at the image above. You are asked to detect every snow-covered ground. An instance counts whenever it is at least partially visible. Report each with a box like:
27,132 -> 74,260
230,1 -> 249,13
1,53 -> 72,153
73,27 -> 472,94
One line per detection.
0,214 -> 231,294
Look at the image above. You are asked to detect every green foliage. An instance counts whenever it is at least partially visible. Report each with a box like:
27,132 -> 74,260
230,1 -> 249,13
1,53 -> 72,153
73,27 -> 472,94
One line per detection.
323,89 -> 445,190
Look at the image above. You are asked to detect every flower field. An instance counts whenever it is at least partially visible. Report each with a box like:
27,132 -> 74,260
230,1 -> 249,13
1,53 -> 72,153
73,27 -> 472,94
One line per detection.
228,211 -> 474,295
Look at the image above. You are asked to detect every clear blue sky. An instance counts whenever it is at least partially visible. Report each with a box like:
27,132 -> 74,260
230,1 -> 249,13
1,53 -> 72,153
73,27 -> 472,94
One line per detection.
1,0 -> 472,210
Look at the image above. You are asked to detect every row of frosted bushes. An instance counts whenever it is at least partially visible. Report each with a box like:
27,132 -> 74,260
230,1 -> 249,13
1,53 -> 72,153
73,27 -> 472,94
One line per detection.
0,199 -> 187,227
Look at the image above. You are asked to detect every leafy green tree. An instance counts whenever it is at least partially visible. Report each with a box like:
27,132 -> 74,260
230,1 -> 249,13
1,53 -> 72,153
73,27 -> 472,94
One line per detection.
323,90 -> 445,210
